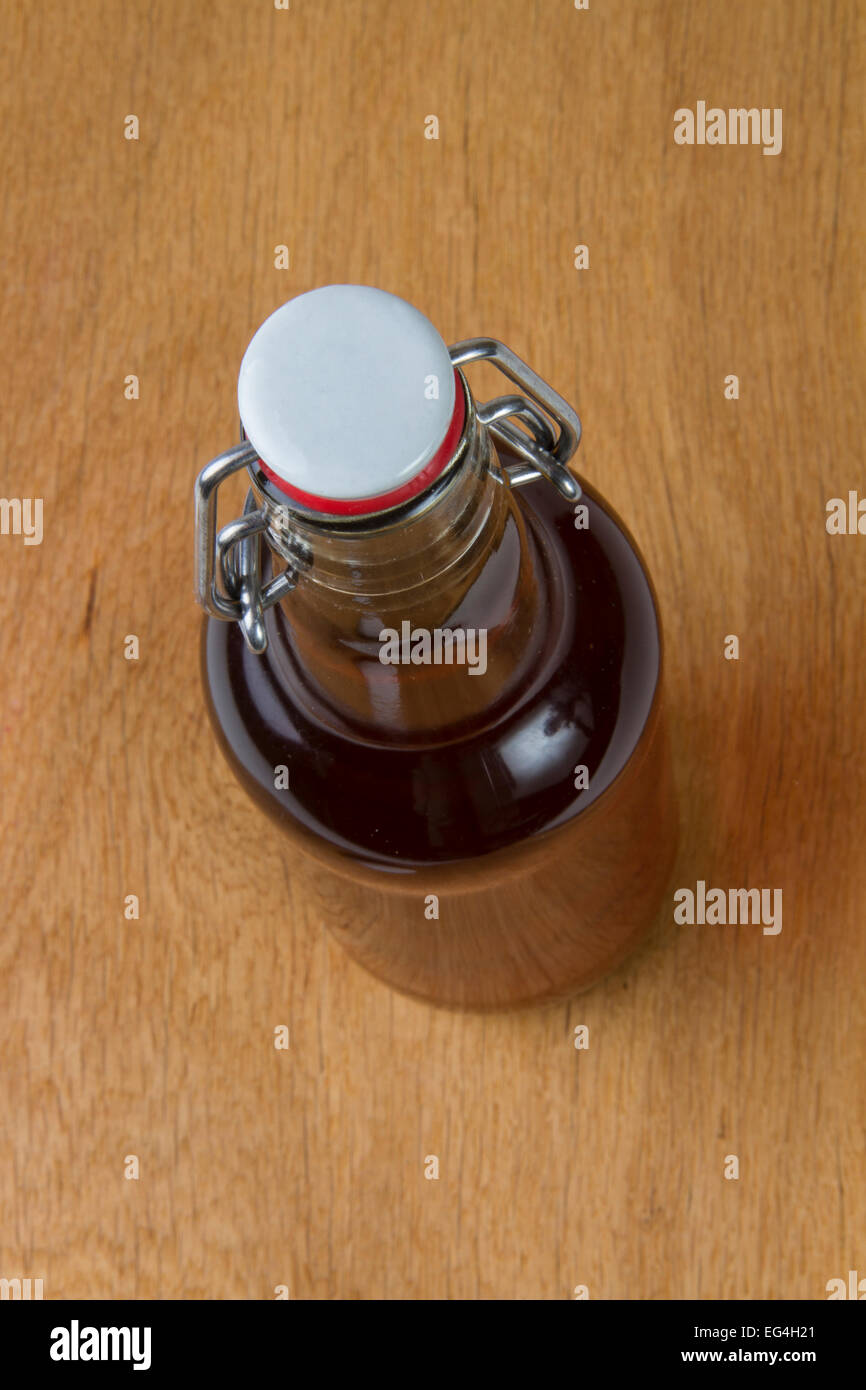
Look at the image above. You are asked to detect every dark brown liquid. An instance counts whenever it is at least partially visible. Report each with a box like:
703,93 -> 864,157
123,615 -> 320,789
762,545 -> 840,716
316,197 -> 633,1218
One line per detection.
202,479 -> 660,875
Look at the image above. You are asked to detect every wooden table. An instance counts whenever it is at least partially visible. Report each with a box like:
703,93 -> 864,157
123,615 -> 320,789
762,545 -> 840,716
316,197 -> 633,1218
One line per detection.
2,0 -> 863,1300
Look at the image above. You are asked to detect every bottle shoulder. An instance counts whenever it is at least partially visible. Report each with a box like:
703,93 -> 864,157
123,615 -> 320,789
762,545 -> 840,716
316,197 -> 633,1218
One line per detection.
202,479 -> 661,869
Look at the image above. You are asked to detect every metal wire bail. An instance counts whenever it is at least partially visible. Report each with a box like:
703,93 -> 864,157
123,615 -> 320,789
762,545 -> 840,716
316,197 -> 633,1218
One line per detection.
194,440 -> 298,654
448,339 -> 582,501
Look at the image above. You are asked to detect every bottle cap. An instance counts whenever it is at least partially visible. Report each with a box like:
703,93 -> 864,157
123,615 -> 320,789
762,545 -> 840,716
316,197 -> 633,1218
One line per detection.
238,285 -> 461,516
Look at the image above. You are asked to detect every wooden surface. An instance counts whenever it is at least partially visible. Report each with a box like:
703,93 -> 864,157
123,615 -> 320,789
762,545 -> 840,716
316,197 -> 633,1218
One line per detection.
1,0 -> 863,1300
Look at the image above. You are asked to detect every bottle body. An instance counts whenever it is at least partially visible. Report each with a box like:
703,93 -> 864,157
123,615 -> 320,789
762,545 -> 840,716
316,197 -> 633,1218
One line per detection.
201,458 -> 677,1009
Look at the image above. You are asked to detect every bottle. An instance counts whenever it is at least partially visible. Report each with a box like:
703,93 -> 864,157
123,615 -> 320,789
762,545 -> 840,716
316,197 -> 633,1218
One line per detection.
194,285 -> 677,1010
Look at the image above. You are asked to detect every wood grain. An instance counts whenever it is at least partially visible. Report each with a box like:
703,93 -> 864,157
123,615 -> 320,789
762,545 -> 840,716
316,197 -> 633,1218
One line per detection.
1,0 -> 863,1299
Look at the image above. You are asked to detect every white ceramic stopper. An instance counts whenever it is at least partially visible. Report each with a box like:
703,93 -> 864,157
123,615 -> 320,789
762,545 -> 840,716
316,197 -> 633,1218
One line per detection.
237,285 -> 457,507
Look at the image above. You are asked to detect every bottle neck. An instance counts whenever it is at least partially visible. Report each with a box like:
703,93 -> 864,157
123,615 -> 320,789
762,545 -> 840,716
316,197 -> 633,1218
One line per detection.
257,404 -> 548,737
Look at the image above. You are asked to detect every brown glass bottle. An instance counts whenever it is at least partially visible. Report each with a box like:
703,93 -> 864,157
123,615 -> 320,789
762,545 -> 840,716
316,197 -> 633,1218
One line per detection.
201,415 -> 677,1009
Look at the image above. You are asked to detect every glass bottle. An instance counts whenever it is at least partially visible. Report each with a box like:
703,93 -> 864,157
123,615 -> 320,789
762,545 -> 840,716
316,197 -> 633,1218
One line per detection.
195,285 -> 677,1009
